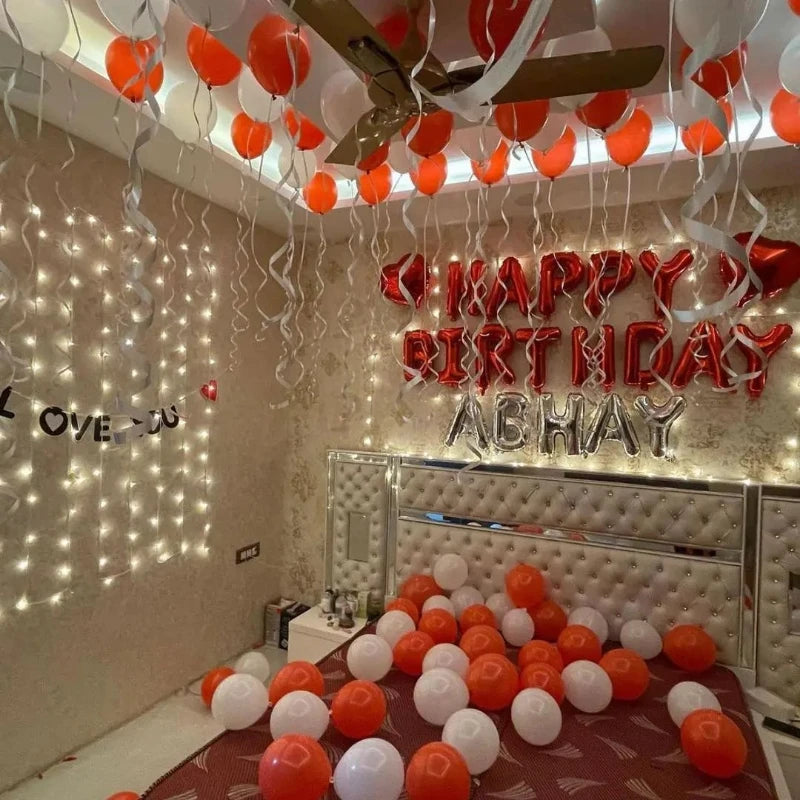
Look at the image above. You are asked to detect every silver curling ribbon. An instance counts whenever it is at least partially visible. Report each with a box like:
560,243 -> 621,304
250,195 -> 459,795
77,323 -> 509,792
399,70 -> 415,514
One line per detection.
633,394 -> 686,459
537,393 -> 585,457
493,392 -> 530,452
583,393 -> 640,457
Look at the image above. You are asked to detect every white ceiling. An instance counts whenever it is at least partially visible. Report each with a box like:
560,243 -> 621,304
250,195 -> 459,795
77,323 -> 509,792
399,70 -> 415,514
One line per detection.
0,0 -> 798,241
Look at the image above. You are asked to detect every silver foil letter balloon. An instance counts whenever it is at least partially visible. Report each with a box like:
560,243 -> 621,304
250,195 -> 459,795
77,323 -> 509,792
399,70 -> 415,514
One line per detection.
634,395 -> 686,458
445,394 -> 489,450
537,393 -> 585,456
584,393 -> 640,456
492,392 -> 530,451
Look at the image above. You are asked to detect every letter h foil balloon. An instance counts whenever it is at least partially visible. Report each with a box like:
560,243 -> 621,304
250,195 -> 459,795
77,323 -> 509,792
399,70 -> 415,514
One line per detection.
493,392 -> 530,451
537,393 -> 584,456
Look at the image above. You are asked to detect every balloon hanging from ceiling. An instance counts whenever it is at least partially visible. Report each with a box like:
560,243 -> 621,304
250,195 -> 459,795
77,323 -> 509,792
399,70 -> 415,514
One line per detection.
97,0 -> 170,39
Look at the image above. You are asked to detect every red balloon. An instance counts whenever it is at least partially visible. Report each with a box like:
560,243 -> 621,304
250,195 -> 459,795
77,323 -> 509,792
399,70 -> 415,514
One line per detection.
514,326 -> 562,393
572,325 -> 616,392
679,45 -> 746,100
419,608 -> 459,644
605,107 -> 653,167
283,108 -> 326,150
471,140 -> 510,185
529,601 -> 568,643
537,251 -> 585,316
187,25 -> 241,87
771,88 -> 800,144
399,573 -> 441,610
467,653 -> 519,710
663,625 -> 717,673
231,112 -> 272,160
105,794 -> 140,800
303,171 -> 338,215
460,604 -> 497,631
623,321 -> 673,390
200,666 -> 234,707
459,624 -> 506,661
249,15 -> 310,97
557,625 -> 602,665
380,253 -> 431,308
671,322 -> 732,390
475,323 -> 516,394
576,90 -> 631,132
518,639 -> 564,672
599,648 -> 650,700
495,100 -> 549,142
437,327 -> 468,388
105,36 -> 164,103
468,0 -> 546,62
402,110 -> 453,157
639,248 -> 695,317
406,742 -> 471,800
411,152 -> 448,196
331,680 -> 386,739
585,250 -> 636,317
258,734 -> 332,800
532,126 -> 576,179
681,710 -> 748,779
403,330 -> 435,382
519,662 -> 565,704
269,661 -> 325,705
505,564 -> 545,608
376,8 -> 427,50
394,631 -> 435,676
358,163 -> 393,205
733,323 -> 793,398
681,99 -> 732,155
386,597 -> 420,625
791,0 -> 800,14
357,141 -> 389,172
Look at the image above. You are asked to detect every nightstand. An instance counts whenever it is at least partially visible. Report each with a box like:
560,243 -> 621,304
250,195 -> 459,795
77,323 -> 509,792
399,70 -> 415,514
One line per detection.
287,607 -> 368,664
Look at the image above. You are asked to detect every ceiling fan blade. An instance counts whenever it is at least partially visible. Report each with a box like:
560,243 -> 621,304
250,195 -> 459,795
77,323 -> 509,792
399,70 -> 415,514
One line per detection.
325,109 -> 410,166
446,46 -> 665,105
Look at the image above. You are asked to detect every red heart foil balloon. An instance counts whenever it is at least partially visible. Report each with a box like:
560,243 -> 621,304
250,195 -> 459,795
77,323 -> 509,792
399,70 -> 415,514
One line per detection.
200,380 -> 218,402
719,232 -> 800,306
380,253 -> 431,308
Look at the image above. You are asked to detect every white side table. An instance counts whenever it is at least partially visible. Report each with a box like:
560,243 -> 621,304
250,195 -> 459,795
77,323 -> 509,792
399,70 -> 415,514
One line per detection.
287,608 -> 368,664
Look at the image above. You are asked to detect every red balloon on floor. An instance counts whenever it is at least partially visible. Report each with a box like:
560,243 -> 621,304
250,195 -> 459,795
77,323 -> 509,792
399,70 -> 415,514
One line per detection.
518,639 -> 564,672
529,601 -> 568,642
399,573 -> 441,611
386,597 -> 420,624
467,653 -> 519,710
557,625 -> 602,665
331,680 -> 387,739
269,661 -> 325,705
599,648 -> 650,700
106,793 -> 140,800
394,631 -> 435,676
663,625 -> 717,673
419,609 -> 459,644
258,734 -> 332,800
200,666 -> 235,708
681,710 -> 748,779
505,564 -> 545,608
519,662 -> 565,704
459,624 -> 506,661
460,604 -> 497,631
406,742 -> 471,800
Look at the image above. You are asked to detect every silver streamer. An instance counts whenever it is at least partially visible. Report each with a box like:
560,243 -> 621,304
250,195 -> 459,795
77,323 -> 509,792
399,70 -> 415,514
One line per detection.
583,393 -> 640,457
537,393 -> 585,457
445,394 -> 489,451
492,392 -> 530,452
634,395 -> 686,459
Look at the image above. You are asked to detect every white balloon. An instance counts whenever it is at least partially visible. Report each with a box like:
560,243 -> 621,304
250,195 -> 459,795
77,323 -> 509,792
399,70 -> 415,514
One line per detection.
544,27 -> 610,109
0,0 -> 69,56
333,739 -> 405,800
164,82 -> 218,144
277,147 -> 317,190
620,620 -> 663,660
780,36 -> 800,97
450,586 -> 484,619
270,690 -> 329,740
375,610 -> 416,648
388,140 -> 417,174
413,668 -> 469,726
210,673 -> 268,731
234,651 -> 271,683
422,643 -> 470,679
320,70 -> 371,140
511,688 -> 563,746
454,125 -> 502,162
433,553 -> 469,591
568,607 -> 609,645
675,0 -> 768,57
346,634 -> 393,682
176,0 -> 245,30
667,681 -> 721,727
486,593 -> 515,628
333,163 -> 359,182
442,708 -> 500,775
562,660 -> 613,714
96,0 -> 170,39
502,608 -> 535,647
238,67 -> 283,123
663,92 -> 703,128
529,113 -> 567,152
422,595 -> 455,616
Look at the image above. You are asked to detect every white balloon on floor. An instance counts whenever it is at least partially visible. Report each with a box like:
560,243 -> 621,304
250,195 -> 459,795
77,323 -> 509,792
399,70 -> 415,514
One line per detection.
234,651 -> 271,683
375,610 -> 416,648
413,668 -> 469,726
667,681 -> 721,727
211,673 -> 268,730
562,660 -> 613,714
568,607 -> 609,644
238,67 -> 283,123
176,0 -> 245,30
97,0 -> 170,39
164,82 -> 218,144
346,634 -> 393,682
442,708 -> 500,775
502,608 -> 535,647
449,586 -> 484,619
0,0 -> 69,56
422,643 -> 470,679
433,553 -> 469,591
511,688 -> 563,746
486,592 -> 515,628
333,738 -> 405,800
269,690 -> 329,740
620,620 -> 663,660
422,595 -> 456,616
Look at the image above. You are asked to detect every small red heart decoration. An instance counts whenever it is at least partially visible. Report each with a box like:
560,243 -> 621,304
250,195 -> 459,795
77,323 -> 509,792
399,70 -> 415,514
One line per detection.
719,232 -> 800,306
200,380 -> 217,402
380,253 -> 431,308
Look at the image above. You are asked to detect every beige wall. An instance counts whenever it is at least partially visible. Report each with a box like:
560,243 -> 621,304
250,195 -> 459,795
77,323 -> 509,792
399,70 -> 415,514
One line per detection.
0,116 -> 288,790
283,184 -> 800,604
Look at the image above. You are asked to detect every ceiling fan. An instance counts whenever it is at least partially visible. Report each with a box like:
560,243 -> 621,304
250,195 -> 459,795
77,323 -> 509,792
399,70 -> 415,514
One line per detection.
288,0 -> 664,167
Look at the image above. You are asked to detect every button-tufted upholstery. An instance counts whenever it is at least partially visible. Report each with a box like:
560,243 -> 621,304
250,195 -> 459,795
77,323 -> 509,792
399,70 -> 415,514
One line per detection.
398,466 -> 742,549
758,494 -> 800,705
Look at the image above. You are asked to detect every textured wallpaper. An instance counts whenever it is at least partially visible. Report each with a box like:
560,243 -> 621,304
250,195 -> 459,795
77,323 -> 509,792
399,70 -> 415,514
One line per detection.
283,184 -> 800,604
